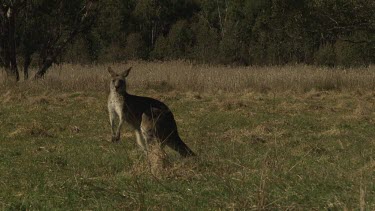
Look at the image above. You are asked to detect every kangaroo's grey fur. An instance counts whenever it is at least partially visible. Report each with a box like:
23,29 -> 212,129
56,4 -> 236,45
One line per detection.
107,66 -> 195,157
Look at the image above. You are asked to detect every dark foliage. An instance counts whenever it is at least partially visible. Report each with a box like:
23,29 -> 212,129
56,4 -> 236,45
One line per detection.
1,0 -> 374,81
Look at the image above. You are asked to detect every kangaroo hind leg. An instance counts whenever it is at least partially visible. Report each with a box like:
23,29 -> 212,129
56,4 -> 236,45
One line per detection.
135,130 -> 148,153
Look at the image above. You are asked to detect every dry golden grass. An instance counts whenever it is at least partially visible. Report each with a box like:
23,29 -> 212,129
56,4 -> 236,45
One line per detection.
146,143 -> 168,178
1,61 -> 375,93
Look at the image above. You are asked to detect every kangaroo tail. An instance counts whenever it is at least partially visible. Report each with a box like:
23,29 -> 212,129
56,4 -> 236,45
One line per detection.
166,135 -> 196,157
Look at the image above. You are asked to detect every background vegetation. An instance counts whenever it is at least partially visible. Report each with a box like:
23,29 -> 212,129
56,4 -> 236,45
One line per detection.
1,0 -> 375,80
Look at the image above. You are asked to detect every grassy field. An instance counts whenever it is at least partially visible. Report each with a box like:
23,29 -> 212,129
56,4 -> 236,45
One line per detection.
0,62 -> 375,210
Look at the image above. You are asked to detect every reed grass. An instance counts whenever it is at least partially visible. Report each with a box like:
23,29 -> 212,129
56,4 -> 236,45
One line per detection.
2,61 -> 375,93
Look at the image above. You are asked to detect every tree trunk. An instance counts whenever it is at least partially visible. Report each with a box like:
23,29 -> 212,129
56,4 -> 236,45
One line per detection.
0,9 -> 5,67
23,52 -> 31,80
34,57 -> 53,79
0,6 -> 19,81
8,7 -> 19,81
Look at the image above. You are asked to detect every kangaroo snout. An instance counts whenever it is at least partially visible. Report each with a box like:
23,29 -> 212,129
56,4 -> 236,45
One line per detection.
113,80 -> 124,90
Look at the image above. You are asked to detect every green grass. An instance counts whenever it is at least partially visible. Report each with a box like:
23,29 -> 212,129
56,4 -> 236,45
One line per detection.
1,63 -> 375,209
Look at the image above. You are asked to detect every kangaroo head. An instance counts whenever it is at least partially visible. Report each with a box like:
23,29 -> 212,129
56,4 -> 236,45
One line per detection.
108,66 -> 132,94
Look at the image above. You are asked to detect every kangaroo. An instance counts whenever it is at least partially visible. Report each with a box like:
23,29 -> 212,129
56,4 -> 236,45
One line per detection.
107,67 -> 195,157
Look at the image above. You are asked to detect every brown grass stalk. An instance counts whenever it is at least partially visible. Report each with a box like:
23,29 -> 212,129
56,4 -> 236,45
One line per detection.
1,61 -> 375,93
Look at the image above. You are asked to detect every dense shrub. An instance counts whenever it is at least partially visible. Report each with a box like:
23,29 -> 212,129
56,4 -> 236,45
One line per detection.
124,33 -> 148,60
314,44 -> 336,67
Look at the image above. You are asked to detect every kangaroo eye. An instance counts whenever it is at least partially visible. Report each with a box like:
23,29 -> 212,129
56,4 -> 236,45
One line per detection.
112,80 -> 115,83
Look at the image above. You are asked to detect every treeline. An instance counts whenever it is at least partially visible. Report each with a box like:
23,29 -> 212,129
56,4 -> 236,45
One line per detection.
1,0 -> 375,80
70,0 -> 375,66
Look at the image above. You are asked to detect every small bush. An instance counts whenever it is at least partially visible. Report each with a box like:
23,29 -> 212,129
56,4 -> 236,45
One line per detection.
124,33 -> 148,60
314,44 -> 336,67
151,36 -> 171,60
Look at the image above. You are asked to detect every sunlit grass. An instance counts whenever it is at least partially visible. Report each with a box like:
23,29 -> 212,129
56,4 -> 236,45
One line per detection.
0,62 -> 374,209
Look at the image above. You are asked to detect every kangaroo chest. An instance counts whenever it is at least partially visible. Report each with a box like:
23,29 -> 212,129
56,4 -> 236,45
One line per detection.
108,93 -> 125,115
108,93 -> 140,127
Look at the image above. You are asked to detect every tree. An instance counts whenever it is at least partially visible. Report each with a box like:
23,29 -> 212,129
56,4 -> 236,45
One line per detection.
1,0 -> 98,81
310,0 -> 375,66
133,0 -> 198,48
0,0 -> 26,81
124,32 -> 148,60
33,0 -> 98,79
2,0 -> 375,73
190,15 -> 219,63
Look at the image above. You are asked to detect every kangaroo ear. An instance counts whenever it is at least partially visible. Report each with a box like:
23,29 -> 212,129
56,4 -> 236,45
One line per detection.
107,67 -> 117,77
122,67 -> 132,78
